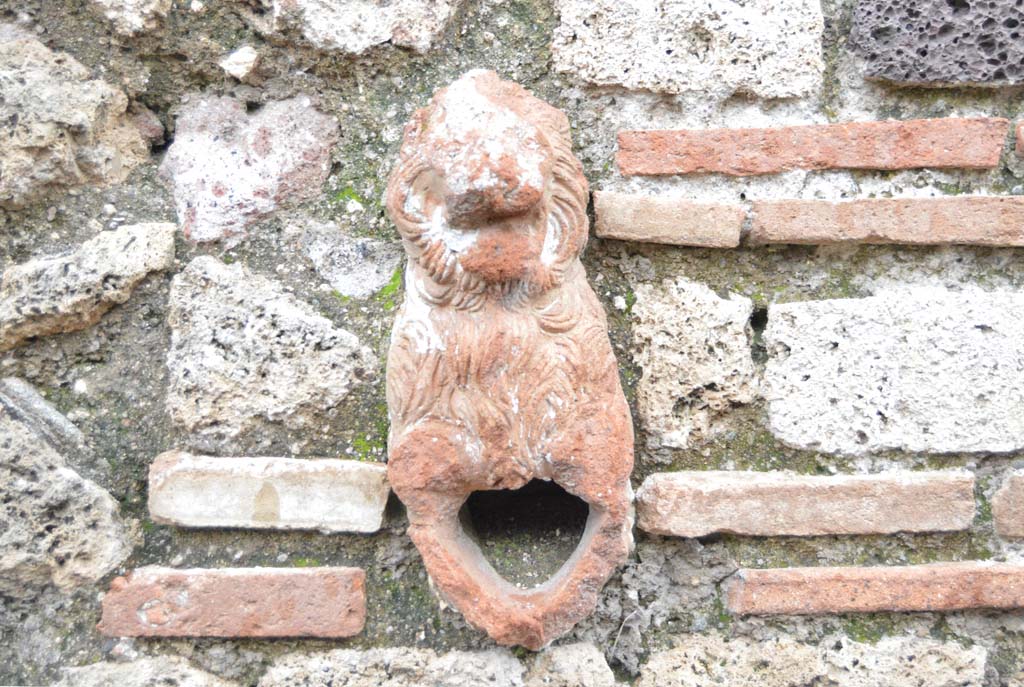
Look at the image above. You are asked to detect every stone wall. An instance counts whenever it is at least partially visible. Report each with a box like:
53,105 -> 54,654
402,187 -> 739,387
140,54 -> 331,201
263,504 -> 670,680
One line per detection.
3,0 -> 1024,685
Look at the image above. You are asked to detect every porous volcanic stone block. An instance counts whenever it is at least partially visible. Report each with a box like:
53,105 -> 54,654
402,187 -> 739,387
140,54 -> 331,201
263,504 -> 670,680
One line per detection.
636,470 -> 975,537
551,0 -> 823,99
617,118 -> 1008,176
750,196 -> 1024,246
765,289 -> 1024,455
851,0 -> 1024,86
726,562 -> 1024,615
148,451 -> 389,533
98,567 -> 366,638
593,191 -> 744,247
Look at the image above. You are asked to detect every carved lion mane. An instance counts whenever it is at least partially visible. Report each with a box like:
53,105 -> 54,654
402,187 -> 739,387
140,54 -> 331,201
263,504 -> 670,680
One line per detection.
385,69 -> 589,310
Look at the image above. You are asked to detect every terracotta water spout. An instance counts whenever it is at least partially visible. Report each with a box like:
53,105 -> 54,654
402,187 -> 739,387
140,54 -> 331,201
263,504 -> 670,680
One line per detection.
384,69 -> 634,650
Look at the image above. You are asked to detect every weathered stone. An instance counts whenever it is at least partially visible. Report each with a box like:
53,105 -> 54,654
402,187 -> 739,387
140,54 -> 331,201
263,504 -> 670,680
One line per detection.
90,0 -> 171,35
159,95 -> 338,243
726,562 -> 1024,615
260,0 -> 460,55
166,256 -> 376,444
219,45 -> 258,80
0,223 -> 176,351
618,118 -> 1008,176
292,217 -> 403,299
55,656 -> 234,687
750,196 -> 1024,246
631,278 -> 756,449
525,643 -> 616,687
98,566 -> 366,637
637,633 -> 987,687
765,289 -> 1024,455
851,0 -> 1024,86
0,33 -> 149,208
993,470 -> 1024,538
0,405 -> 129,598
636,470 -> 975,538
385,70 -> 634,650
259,647 -> 524,687
148,451 -> 389,533
0,377 -> 88,466
551,0 -> 823,99
593,191 -> 743,247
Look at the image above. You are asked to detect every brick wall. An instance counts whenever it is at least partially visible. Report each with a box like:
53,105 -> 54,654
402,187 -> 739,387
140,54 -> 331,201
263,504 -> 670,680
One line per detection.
3,0 -> 1024,685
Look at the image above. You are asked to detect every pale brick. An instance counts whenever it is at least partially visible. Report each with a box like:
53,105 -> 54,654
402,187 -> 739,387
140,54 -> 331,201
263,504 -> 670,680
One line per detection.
618,118 -> 1008,176
750,196 -> 1024,246
993,470 -> 1024,538
148,451 -> 389,533
593,191 -> 743,247
636,470 -> 975,538
726,562 -> 1024,615
765,289 -> 1024,455
98,566 -> 365,638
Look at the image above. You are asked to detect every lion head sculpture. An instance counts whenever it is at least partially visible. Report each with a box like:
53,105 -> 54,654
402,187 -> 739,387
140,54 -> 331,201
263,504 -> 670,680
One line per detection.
383,70 -> 634,651
385,69 -> 589,305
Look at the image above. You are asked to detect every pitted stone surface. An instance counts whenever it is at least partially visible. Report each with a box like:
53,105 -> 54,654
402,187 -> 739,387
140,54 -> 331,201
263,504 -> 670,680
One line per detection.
159,95 -> 338,243
55,656 -> 234,687
166,256 -> 376,445
90,0 -> 171,35
765,289 -> 1024,455
0,223 -> 176,351
851,0 -> 1024,86
551,0 -> 823,99
0,32 -> 150,209
632,278 -> 756,449
292,218 -> 403,299
637,633 -> 987,687
261,0 -> 460,54
259,647 -> 525,687
0,405 -> 130,598
525,643 -> 616,687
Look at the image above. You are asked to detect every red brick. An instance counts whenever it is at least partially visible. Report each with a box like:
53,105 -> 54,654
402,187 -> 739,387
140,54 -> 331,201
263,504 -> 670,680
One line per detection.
992,470 -> 1024,538
98,566 -> 365,638
636,470 -> 975,538
749,196 -> 1024,246
618,118 -> 1008,176
1017,121 -> 1024,156
726,562 -> 1024,616
593,191 -> 744,247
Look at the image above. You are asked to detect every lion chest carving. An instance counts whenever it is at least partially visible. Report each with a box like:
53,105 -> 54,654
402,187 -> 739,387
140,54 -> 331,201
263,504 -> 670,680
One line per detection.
385,70 -> 634,650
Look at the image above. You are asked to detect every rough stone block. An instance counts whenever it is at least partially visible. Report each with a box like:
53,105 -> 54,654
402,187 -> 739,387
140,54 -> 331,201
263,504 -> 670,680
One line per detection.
159,94 -> 338,243
262,0 -> 460,54
993,470 -> 1024,538
593,191 -> 744,247
290,217 -> 403,299
765,289 -> 1024,455
750,196 -> 1024,246
0,223 -> 176,352
56,656 -> 233,687
726,562 -> 1024,615
851,0 -> 1024,86
631,278 -> 756,449
98,566 -> 366,638
618,118 -> 1008,176
637,632 -> 987,687
636,470 -> 975,537
1,402 -> 129,598
90,0 -> 170,35
166,256 -> 376,445
0,33 -> 150,208
551,0 -> 823,99
148,451 -> 389,533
